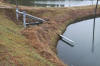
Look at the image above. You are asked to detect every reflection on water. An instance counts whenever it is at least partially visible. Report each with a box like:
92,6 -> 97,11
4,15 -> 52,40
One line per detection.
57,18 -> 100,66
34,0 -> 100,7
8,0 -> 100,7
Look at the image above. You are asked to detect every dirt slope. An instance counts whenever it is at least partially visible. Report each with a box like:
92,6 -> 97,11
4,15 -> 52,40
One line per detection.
21,5 -> 100,66
0,9 -> 61,66
1,2 -> 100,66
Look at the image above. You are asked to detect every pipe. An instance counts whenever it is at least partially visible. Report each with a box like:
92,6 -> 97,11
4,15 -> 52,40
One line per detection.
57,34 -> 74,47
92,0 -> 99,53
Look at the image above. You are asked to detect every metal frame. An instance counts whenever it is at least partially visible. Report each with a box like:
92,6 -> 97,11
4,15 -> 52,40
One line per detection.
16,0 -> 45,27
16,8 -> 45,27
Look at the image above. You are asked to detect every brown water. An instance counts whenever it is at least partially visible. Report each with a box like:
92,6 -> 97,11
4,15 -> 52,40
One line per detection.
57,18 -> 100,66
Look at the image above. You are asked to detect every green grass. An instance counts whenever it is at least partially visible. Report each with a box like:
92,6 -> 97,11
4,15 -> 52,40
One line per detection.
0,10 -> 55,66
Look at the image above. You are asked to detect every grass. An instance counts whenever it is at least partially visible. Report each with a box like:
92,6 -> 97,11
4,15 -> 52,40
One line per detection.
1,2 -> 100,66
0,10 -> 56,66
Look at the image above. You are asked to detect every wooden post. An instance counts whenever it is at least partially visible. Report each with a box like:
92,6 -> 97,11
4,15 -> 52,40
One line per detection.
23,11 -> 27,28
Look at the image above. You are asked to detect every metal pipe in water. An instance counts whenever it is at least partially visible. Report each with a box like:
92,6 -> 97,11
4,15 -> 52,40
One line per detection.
57,33 -> 74,47
92,0 -> 99,53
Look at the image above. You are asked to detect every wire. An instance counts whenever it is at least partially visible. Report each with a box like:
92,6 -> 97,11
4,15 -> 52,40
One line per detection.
92,0 -> 99,53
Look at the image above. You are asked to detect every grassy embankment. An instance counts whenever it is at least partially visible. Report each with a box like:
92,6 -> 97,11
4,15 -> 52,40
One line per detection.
20,5 -> 100,66
1,2 -> 100,66
0,8 -> 60,66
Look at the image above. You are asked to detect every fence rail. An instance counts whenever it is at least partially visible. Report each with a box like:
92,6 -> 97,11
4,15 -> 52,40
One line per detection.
16,8 -> 46,27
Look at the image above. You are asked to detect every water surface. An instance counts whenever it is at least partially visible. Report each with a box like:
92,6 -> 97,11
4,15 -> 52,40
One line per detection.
9,0 -> 100,7
57,18 -> 100,66
34,0 -> 100,7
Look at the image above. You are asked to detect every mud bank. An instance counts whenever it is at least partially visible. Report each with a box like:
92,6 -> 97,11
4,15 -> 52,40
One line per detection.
1,5 -> 100,66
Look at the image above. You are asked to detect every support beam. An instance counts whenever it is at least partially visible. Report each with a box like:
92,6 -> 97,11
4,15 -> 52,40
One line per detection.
23,11 -> 26,28
16,9 -> 45,22
57,33 -> 74,47
60,35 -> 74,47
16,8 -> 19,20
26,22 -> 42,25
